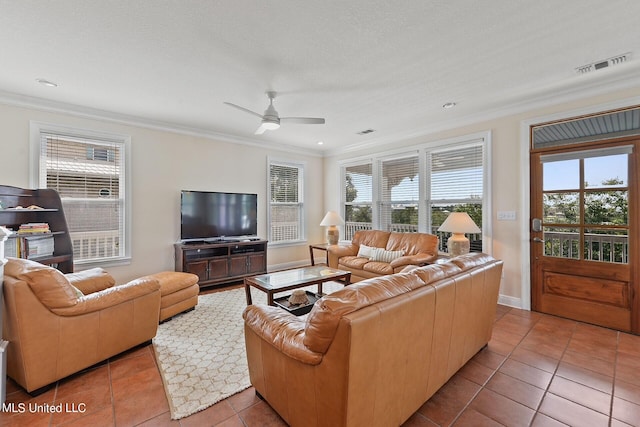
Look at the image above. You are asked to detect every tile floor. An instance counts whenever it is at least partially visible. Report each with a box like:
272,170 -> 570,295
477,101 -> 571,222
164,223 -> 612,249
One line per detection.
3,304 -> 640,426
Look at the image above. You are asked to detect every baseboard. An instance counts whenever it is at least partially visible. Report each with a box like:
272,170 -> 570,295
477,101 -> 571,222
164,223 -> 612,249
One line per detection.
267,260 -> 309,272
498,294 -> 523,309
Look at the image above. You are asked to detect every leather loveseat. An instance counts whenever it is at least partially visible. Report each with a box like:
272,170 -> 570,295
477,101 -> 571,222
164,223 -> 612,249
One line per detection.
243,252 -> 503,427
327,230 -> 439,282
2,257 -> 161,393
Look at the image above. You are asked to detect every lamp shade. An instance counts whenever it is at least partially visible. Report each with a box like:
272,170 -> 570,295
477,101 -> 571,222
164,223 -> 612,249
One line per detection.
437,212 -> 481,234
319,211 -> 345,226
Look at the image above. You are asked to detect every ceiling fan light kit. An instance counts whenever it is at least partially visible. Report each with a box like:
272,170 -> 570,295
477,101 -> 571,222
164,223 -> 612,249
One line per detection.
224,91 -> 325,135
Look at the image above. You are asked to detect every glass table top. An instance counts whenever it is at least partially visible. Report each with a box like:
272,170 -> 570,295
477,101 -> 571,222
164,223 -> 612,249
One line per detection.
248,266 -> 349,290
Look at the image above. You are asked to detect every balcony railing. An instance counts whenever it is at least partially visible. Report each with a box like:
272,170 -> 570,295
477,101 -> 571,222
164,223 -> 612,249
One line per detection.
270,222 -> 300,242
70,230 -> 120,261
343,221 -> 481,252
543,231 -> 628,263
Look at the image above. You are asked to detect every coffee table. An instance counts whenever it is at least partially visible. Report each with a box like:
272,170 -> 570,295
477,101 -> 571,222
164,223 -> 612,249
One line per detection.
244,266 -> 351,306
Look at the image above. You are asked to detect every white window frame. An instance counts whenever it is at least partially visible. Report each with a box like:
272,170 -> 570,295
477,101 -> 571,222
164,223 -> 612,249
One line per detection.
376,151 -> 421,233
341,160 -> 374,240
267,157 -> 306,246
29,121 -> 132,268
339,131 -> 492,253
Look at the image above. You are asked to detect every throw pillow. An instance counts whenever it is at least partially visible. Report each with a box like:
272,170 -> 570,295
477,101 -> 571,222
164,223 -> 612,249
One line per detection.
369,247 -> 405,263
357,244 -> 374,258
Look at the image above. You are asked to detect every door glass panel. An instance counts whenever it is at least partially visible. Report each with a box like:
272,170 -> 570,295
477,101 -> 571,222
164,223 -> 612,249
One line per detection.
540,149 -> 630,264
543,193 -> 579,224
584,154 -> 627,188
584,228 -> 628,263
543,226 -> 579,259
543,159 -> 579,190
584,190 -> 628,225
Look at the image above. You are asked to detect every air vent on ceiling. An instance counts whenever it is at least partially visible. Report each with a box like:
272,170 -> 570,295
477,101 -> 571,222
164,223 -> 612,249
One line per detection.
575,52 -> 632,74
357,129 -> 375,135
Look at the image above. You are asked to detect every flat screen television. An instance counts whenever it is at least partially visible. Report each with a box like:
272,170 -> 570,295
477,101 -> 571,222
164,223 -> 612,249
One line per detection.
180,190 -> 258,242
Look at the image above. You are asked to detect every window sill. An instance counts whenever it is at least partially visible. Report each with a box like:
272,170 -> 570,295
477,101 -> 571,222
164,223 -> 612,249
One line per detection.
74,256 -> 131,270
268,240 -> 308,249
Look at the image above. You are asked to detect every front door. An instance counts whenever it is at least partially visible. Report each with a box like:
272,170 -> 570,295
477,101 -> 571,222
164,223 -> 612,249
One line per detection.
530,140 -> 640,332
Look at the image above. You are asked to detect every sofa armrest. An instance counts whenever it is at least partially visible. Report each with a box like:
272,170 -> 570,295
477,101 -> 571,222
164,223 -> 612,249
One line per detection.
243,305 -> 323,365
65,268 -> 116,294
390,253 -> 438,269
327,244 -> 358,268
51,277 -> 161,316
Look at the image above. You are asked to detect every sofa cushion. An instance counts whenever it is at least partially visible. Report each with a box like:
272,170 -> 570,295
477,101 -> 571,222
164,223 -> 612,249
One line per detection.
410,262 -> 463,285
352,230 -> 390,249
386,232 -> 438,256
304,271 -> 426,353
66,268 -> 115,294
5,257 -> 79,308
450,252 -> 496,270
362,261 -> 394,275
369,247 -> 405,263
339,256 -> 371,270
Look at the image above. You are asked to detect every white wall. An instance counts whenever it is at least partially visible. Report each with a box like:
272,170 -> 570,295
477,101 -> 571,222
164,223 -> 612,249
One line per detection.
323,87 -> 640,307
3,86 -> 640,300
0,103 -> 326,284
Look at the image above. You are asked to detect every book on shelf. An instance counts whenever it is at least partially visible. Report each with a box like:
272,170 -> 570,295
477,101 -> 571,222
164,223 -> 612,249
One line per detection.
18,222 -> 51,234
2,228 -> 55,260
22,234 -> 55,259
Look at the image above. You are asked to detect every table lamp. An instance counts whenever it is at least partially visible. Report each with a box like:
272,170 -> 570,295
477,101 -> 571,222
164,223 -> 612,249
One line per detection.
320,211 -> 344,245
437,212 -> 481,256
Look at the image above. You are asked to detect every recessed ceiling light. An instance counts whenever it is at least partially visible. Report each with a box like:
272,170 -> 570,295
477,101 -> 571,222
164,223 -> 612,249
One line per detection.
317,141 -> 324,145
442,102 -> 456,109
36,78 -> 58,87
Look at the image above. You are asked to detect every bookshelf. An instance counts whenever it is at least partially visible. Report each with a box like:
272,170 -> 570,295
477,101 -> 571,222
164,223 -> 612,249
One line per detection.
0,185 -> 73,273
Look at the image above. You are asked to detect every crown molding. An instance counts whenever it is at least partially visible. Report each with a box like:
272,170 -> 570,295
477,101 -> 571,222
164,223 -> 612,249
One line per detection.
2,60 -> 639,160
0,90 -> 324,158
323,62 -> 640,157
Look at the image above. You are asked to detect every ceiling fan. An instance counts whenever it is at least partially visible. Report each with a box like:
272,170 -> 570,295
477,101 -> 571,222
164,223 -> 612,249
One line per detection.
224,91 -> 325,135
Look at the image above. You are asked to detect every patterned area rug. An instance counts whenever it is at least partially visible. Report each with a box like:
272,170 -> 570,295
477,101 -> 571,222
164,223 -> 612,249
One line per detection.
152,282 -> 344,420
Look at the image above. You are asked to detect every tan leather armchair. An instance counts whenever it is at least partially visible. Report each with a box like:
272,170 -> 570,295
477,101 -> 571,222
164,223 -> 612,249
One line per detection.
2,258 -> 161,393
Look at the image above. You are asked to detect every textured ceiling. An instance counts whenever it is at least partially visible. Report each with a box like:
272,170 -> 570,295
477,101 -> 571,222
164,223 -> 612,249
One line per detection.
1,0 -> 640,155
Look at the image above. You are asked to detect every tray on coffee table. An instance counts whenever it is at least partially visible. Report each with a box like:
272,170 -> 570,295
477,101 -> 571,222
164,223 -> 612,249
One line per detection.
273,291 -> 320,316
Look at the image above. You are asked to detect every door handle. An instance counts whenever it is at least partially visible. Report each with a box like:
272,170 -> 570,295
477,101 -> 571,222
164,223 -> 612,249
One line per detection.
532,237 -> 545,243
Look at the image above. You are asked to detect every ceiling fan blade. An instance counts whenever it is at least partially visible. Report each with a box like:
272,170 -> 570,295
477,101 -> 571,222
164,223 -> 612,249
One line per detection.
280,117 -> 325,125
223,102 -> 264,119
254,124 -> 268,135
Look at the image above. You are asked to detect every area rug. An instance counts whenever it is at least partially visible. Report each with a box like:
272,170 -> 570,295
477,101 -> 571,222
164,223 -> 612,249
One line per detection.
152,282 -> 344,420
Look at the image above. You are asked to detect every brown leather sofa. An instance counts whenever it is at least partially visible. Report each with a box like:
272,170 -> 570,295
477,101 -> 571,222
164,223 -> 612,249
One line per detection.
2,257 -> 161,393
327,230 -> 439,282
243,252 -> 503,427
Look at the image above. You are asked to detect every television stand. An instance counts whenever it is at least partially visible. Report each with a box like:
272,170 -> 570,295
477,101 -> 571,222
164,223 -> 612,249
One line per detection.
174,240 -> 267,289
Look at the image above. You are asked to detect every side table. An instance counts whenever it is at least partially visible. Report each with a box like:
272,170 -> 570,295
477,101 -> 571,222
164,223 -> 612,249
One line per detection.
308,243 -> 329,266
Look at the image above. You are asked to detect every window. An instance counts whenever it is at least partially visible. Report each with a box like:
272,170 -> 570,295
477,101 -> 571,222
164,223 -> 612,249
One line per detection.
340,133 -> 489,251
30,122 -> 131,266
268,159 -> 305,244
379,155 -> 419,233
429,144 -> 484,252
343,162 -> 373,240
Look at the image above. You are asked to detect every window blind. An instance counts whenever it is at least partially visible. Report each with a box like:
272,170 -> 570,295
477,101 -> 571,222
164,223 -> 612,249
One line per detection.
40,133 -> 125,263
379,156 -> 419,232
429,144 -> 483,239
269,162 -> 304,243
343,163 -> 373,239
